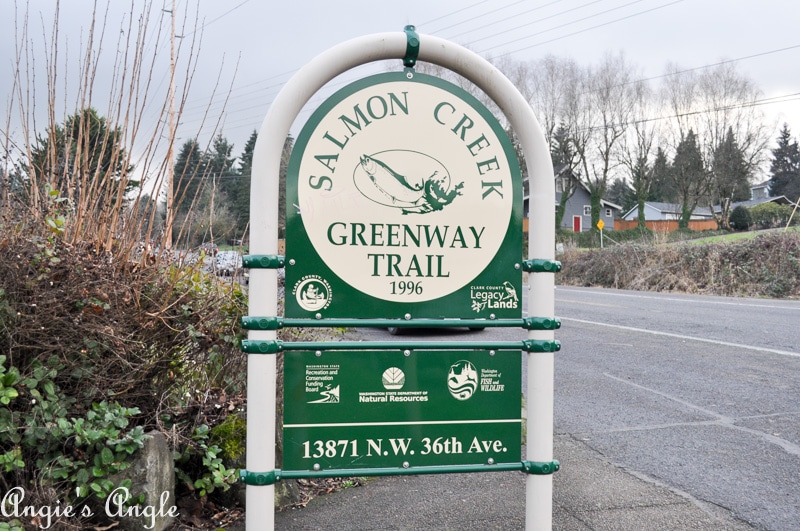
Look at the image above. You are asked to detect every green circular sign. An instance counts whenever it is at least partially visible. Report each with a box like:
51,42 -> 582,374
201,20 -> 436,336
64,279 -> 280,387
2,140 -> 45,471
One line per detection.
286,72 -> 522,319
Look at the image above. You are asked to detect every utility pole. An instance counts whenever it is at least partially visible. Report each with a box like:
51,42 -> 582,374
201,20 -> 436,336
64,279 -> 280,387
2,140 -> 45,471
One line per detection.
164,0 -> 176,249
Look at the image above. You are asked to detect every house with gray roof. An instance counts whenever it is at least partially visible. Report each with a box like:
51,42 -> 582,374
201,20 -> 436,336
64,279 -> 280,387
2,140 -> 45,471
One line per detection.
531,165 -> 622,232
621,201 -> 714,222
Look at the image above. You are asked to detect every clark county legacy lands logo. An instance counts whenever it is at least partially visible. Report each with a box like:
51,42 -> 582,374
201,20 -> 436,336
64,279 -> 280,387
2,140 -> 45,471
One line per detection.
285,71 -> 521,316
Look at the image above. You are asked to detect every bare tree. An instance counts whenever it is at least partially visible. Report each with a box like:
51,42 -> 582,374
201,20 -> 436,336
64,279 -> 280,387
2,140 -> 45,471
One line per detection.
660,63 -> 699,149
660,62 -> 768,227
572,53 -> 639,229
510,55 -> 580,149
2,1 -> 239,261
696,63 -> 769,170
619,77 -> 658,228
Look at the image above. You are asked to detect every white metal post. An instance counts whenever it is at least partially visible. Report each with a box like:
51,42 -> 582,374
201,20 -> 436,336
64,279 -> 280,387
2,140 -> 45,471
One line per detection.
246,31 -> 554,530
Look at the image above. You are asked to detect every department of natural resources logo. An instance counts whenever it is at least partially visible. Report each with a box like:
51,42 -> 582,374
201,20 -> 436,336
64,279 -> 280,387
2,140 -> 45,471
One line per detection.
381,367 -> 406,390
447,360 -> 478,401
292,275 -> 332,312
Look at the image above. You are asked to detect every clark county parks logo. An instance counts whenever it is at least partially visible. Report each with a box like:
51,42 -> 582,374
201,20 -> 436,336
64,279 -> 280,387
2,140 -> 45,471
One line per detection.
292,275 -> 332,312
285,71 -> 521,313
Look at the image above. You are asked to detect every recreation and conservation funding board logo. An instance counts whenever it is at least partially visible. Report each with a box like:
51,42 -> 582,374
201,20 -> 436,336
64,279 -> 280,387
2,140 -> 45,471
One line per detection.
284,71 -> 522,318
305,364 -> 340,404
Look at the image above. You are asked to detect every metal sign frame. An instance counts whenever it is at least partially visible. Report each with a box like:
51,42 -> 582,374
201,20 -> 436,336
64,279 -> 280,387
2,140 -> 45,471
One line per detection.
243,28 -> 557,530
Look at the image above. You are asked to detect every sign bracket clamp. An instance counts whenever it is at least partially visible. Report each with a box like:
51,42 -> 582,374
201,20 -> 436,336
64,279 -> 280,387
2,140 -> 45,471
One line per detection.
239,459 -> 560,486
242,338 -> 560,354
241,316 -> 561,331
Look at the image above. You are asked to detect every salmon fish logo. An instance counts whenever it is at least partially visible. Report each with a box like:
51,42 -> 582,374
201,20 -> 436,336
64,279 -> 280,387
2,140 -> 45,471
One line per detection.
353,150 -> 464,214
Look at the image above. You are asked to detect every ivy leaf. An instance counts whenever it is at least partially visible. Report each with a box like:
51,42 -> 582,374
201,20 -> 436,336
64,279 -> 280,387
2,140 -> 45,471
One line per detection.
76,468 -> 89,485
100,447 -> 114,465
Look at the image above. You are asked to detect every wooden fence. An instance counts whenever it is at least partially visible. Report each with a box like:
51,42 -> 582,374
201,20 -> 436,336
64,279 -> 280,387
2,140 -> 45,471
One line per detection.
614,219 -> 719,232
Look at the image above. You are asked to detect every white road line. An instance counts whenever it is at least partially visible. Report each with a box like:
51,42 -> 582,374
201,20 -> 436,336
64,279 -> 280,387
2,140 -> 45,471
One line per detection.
556,287 -> 800,311
602,373 -> 800,457
562,317 -> 800,359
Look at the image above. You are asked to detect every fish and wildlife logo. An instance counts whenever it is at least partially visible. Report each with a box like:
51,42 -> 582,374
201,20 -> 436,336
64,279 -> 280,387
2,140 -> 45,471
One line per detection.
354,151 -> 463,215
447,360 -> 478,401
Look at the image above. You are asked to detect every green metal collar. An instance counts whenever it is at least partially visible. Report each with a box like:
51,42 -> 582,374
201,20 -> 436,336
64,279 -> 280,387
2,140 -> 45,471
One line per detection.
403,25 -> 420,68
239,460 -> 559,485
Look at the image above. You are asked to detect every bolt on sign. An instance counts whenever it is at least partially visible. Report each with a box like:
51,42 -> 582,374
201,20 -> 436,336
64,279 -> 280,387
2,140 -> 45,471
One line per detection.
285,72 -> 523,319
283,349 -> 521,470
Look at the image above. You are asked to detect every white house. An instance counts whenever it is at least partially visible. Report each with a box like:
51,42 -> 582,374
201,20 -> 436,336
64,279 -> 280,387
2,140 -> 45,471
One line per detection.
622,201 -> 714,222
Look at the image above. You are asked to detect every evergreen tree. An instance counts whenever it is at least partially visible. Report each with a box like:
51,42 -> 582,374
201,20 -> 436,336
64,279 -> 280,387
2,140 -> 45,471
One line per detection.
28,107 -> 136,208
173,138 -> 206,214
278,135 -> 294,239
767,123 -> 800,201
550,124 -> 578,169
648,147 -> 672,203
606,177 -> 635,215
230,132 -> 293,239
710,127 -> 750,229
671,129 -> 707,229
208,133 -> 238,202
233,130 -> 258,236
629,155 -> 652,228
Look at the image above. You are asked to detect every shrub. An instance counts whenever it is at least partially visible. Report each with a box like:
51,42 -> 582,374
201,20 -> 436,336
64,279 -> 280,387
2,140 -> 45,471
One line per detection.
0,226 -> 246,525
729,205 -> 752,231
749,202 -> 794,229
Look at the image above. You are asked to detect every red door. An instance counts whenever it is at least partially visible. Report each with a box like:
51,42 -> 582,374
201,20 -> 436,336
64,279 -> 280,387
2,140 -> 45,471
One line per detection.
572,215 -> 581,232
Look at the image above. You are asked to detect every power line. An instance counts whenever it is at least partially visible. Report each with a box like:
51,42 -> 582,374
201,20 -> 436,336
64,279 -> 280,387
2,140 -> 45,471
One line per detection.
635,44 -> 800,85
431,0 -> 550,35
580,91 -> 800,132
175,1 -> 800,154
183,0 -> 251,37
419,0 -> 491,28
482,0 -> 684,56
447,0 -> 605,44
180,1 -> 675,135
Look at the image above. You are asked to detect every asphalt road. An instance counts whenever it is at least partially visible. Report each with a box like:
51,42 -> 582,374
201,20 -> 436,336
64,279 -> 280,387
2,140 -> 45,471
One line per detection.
274,287 -> 800,529
553,286 -> 800,530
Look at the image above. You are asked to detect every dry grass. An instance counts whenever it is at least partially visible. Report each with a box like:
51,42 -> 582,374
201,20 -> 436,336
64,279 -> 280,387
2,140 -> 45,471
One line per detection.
557,231 -> 800,299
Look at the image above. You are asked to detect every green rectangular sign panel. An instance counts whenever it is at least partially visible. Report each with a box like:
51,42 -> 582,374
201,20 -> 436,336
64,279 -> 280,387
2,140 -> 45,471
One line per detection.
283,349 -> 521,471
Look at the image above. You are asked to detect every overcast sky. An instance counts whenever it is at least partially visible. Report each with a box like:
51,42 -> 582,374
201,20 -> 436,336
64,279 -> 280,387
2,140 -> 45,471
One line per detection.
3,0 -> 799,176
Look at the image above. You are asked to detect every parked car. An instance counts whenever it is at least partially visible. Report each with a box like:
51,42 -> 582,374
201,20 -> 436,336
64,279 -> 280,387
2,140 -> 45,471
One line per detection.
198,242 -> 218,256
214,250 -> 242,276
387,324 -> 485,335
